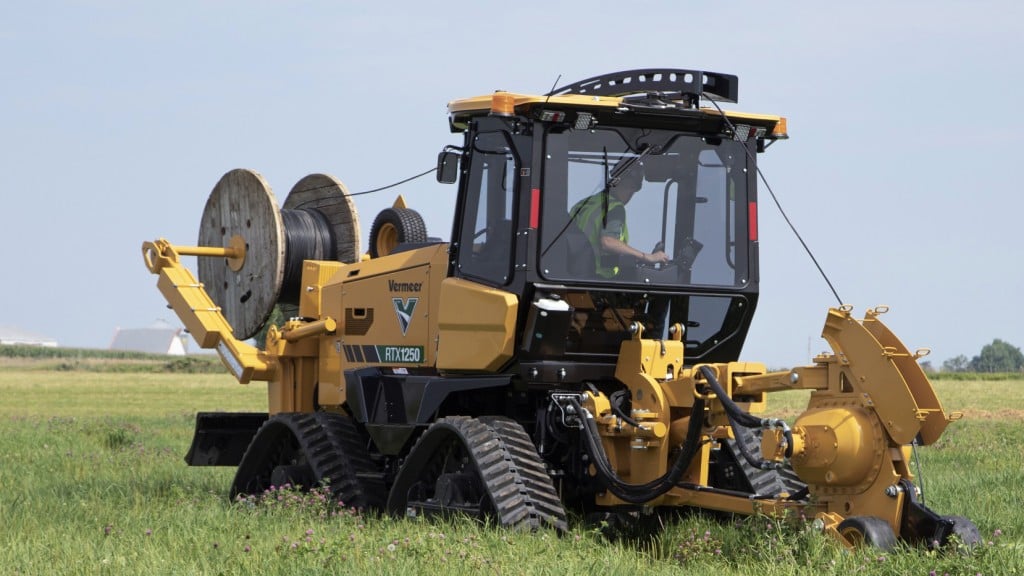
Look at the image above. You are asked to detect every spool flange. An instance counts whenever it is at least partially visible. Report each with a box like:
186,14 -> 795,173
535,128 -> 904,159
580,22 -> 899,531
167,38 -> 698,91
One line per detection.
198,169 -> 285,340
284,173 -> 361,264
197,169 -> 363,341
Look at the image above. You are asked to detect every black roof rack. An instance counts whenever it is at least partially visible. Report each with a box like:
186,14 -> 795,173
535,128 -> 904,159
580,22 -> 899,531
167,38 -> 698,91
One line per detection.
546,68 -> 738,103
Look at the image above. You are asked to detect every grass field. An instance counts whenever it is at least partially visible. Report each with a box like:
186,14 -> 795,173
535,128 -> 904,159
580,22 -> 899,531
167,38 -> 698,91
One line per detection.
1,368 -> 1021,575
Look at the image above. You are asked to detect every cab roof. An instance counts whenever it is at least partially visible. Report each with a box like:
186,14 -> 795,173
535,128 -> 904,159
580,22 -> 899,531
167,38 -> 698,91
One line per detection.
447,68 -> 787,140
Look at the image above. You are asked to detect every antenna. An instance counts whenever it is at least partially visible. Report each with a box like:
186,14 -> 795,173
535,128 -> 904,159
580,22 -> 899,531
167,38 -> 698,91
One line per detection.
543,74 -> 562,106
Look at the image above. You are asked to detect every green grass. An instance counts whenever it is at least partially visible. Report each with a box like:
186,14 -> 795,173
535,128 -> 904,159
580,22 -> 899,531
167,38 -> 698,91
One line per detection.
929,371 -> 1024,381
0,345 -> 226,373
1,370 -> 1021,575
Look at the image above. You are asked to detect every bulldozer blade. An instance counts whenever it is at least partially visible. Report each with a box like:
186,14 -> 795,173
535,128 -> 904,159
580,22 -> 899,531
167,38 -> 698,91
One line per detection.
184,412 -> 268,466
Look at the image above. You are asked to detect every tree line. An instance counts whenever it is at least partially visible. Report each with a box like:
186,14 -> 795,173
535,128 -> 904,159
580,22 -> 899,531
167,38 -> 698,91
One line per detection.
935,338 -> 1024,373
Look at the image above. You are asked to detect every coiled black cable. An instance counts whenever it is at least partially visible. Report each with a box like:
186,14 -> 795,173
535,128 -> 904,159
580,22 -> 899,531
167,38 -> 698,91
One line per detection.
279,208 -> 337,305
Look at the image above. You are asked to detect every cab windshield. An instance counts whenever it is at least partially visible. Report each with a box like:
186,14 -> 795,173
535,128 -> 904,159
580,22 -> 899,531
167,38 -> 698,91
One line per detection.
540,126 -> 752,289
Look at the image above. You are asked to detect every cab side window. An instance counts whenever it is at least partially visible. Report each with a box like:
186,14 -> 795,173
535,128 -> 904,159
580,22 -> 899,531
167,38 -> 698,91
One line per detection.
457,131 -> 517,285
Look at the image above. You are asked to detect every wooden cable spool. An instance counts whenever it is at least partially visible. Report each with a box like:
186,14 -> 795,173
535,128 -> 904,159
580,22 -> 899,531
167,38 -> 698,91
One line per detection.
283,172 -> 361,273
197,168 -> 360,340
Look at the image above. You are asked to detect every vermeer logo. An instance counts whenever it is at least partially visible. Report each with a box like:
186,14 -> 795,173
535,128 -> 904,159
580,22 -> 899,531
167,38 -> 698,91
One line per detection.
392,297 -> 418,336
388,280 -> 422,292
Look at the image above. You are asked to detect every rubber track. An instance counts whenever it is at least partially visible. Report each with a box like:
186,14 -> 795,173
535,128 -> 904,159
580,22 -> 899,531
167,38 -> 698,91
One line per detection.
231,412 -> 385,511
724,430 -> 806,499
308,412 -> 387,510
479,416 -> 569,531
390,416 -> 568,532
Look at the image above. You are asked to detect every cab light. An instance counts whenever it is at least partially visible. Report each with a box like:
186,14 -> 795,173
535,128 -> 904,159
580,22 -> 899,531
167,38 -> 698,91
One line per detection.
538,110 -> 566,122
574,112 -> 593,129
771,117 -> 789,139
749,201 -> 758,241
530,188 -> 541,229
490,91 -> 516,116
732,124 -> 766,142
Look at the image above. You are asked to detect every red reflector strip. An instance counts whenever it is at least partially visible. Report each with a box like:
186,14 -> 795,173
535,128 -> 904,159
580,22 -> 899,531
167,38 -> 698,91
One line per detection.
530,188 -> 541,229
748,201 -> 758,241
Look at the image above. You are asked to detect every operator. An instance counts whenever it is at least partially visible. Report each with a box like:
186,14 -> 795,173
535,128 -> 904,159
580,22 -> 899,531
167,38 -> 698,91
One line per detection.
571,159 -> 670,277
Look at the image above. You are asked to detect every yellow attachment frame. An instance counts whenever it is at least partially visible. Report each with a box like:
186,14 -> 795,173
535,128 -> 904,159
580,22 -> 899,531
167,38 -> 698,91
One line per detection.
587,305 -> 959,537
141,239 -> 274,383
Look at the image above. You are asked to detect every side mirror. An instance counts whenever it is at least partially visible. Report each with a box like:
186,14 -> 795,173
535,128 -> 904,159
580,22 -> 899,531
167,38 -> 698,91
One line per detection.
436,150 -> 460,184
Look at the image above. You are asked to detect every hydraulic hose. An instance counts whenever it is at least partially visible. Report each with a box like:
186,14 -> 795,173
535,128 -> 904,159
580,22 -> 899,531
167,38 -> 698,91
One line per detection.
697,365 -> 793,470
570,396 -> 706,504
609,389 -> 643,428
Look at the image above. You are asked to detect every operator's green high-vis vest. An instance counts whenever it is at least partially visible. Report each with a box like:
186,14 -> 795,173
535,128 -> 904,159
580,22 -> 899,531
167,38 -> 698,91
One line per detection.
572,193 -> 628,278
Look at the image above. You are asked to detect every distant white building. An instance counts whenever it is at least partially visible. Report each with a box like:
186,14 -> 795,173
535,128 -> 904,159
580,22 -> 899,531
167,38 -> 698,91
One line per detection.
0,325 -> 58,347
110,320 -> 188,355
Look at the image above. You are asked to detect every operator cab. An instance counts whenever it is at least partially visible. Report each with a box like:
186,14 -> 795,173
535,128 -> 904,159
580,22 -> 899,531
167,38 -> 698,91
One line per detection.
441,70 -> 787,367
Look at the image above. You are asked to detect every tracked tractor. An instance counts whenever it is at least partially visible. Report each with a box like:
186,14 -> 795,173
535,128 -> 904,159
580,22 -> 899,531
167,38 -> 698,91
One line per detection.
141,69 -> 976,549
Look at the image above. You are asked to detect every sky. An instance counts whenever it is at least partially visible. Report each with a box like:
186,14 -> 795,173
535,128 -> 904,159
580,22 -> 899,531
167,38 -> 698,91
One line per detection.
1,1 -> 1022,368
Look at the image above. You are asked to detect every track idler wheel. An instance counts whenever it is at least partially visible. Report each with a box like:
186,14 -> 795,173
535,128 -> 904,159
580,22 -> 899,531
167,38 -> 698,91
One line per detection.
368,207 -> 427,258
387,416 -> 567,532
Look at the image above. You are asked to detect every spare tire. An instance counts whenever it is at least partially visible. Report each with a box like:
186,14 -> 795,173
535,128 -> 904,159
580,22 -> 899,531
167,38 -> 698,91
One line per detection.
368,207 -> 427,258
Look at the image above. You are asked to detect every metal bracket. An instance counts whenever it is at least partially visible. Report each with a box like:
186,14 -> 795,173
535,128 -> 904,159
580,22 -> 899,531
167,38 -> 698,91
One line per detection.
547,69 -> 738,103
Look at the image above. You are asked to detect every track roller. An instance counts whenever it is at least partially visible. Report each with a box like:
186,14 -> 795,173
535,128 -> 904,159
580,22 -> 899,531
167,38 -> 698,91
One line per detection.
387,416 -> 567,532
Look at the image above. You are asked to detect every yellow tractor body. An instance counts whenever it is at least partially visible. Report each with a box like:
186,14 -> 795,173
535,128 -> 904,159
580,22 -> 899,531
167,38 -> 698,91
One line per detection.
142,69 -> 971,548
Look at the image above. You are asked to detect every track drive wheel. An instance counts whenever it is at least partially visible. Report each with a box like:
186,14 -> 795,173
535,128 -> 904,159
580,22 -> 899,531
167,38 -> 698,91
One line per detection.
387,416 -> 567,532
838,516 -> 898,551
230,412 -> 385,511
368,207 -> 427,258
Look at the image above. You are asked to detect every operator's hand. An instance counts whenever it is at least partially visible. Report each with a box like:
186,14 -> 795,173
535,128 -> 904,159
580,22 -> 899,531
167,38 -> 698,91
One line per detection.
641,250 -> 670,265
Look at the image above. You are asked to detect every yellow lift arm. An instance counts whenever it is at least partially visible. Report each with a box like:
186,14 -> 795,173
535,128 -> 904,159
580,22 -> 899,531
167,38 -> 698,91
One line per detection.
142,238 -> 274,383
